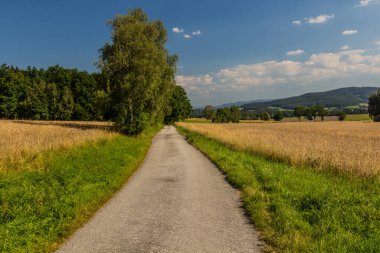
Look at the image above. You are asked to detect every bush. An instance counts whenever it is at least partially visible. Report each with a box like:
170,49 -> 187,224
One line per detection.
273,112 -> 284,121
336,111 -> 346,121
260,112 -> 271,121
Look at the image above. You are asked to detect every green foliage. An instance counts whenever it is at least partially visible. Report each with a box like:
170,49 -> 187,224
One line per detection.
336,111 -> 347,121
0,64 -> 108,121
368,89 -> 380,122
212,108 -> 231,123
316,106 -> 327,121
273,111 -> 284,121
99,9 -> 176,134
164,86 -> 193,124
229,106 -> 241,123
260,111 -> 271,121
0,129 -> 159,252
178,127 -> 380,252
211,106 -> 240,123
203,105 -> 215,120
294,106 -> 305,122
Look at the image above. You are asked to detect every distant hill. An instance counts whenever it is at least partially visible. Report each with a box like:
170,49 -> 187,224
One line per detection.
242,87 -> 379,110
215,99 -> 273,109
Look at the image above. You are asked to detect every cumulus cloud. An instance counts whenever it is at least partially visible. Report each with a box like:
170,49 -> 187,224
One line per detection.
342,30 -> 358,35
292,20 -> 302,25
177,49 -> 380,94
356,0 -> 380,7
287,50 -> 305,56
184,34 -> 192,39
341,45 -> 351,50
172,27 -> 184,33
304,14 -> 335,24
192,30 -> 202,36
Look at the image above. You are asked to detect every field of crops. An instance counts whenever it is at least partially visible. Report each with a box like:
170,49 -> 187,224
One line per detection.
178,121 -> 380,178
0,120 -> 117,172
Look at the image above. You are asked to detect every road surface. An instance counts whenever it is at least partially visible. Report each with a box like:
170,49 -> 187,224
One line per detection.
57,126 -> 262,253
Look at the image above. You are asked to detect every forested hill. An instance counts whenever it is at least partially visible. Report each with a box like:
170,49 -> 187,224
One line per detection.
242,87 -> 379,110
0,64 -> 110,121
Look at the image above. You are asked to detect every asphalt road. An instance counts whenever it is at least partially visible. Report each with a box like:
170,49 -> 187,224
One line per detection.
56,126 -> 262,253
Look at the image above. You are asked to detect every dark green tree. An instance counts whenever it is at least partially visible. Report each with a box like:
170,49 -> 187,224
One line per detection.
273,111 -> 284,121
213,108 -> 232,123
99,9 -> 176,134
368,89 -> 380,122
336,111 -> 346,121
203,105 -> 215,120
294,106 -> 305,122
317,106 -> 327,121
230,106 -> 241,123
260,112 -> 271,121
164,86 -> 192,124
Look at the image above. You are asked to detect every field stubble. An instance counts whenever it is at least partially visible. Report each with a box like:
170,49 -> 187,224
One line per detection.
178,121 -> 380,178
0,120 -> 117,172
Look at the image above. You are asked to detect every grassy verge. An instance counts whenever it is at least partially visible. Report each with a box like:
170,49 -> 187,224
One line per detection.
345,114 -> 371,121
177,126 -> 380,252
0,127 -> 159,252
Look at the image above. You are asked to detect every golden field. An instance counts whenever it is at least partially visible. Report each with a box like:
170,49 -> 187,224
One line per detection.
0,120 -> 118,171
178,121 -> 380,178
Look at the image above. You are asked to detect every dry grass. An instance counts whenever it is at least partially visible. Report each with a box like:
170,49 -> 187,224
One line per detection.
0,120 -> 118,171
178,121 -> 380,178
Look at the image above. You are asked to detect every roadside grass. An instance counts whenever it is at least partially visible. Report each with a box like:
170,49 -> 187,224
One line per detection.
0,127 -> 159,252
177,126 -> 380,252
345,114 -> 371,121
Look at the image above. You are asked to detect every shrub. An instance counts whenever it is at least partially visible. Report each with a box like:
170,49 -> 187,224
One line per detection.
336,111 -> 346,121
273,112 -> 284,121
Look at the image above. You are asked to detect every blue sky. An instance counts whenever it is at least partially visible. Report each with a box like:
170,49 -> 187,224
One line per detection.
1,0 -> 380,106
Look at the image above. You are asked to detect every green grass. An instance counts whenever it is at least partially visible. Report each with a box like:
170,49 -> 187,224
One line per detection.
345,114 -> 371,121
0,128 -> 159,252
177,127 -> 380,252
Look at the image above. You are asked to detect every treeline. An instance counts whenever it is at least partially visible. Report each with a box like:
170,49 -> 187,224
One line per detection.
0,9 -> 193,134
0,64 -> 111,121
203,105 -> 240,123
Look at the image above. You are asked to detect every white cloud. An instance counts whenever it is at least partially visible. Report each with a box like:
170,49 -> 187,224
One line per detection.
376,41 -> 380,46
342,30 -> 358,35
341,45 -> 351,50
356,0 -> 380,7
304,14 -> 335,24
292,20 -> 302,25
177,49 -> 380,94
192,30 -> 202,36
287,49 -> 305,56
172,27 -> 184,33
184,34 -> 192,39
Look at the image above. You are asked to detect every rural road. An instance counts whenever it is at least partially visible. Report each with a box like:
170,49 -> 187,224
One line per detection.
57,126 -> 262,253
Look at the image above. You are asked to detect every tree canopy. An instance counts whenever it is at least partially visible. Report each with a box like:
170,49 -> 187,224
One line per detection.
164,86 -> 193,124
99,9 -> 177,134
368,89 -> 380,122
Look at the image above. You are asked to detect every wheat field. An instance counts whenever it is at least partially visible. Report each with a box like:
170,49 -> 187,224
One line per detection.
178,122 -> 380,178
0,120 -> 118,171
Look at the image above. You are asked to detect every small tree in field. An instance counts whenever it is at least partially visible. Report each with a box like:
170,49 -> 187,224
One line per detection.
304,108 -> 314,121
260,112 -> 271,121
273,112 -> 284,121
230,106 -> 241,123
294,106 -> 305,122
336,111 -> 346,121
317,106 -> 327,121
368,89 -> 380,122
203,105 -> 215,120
